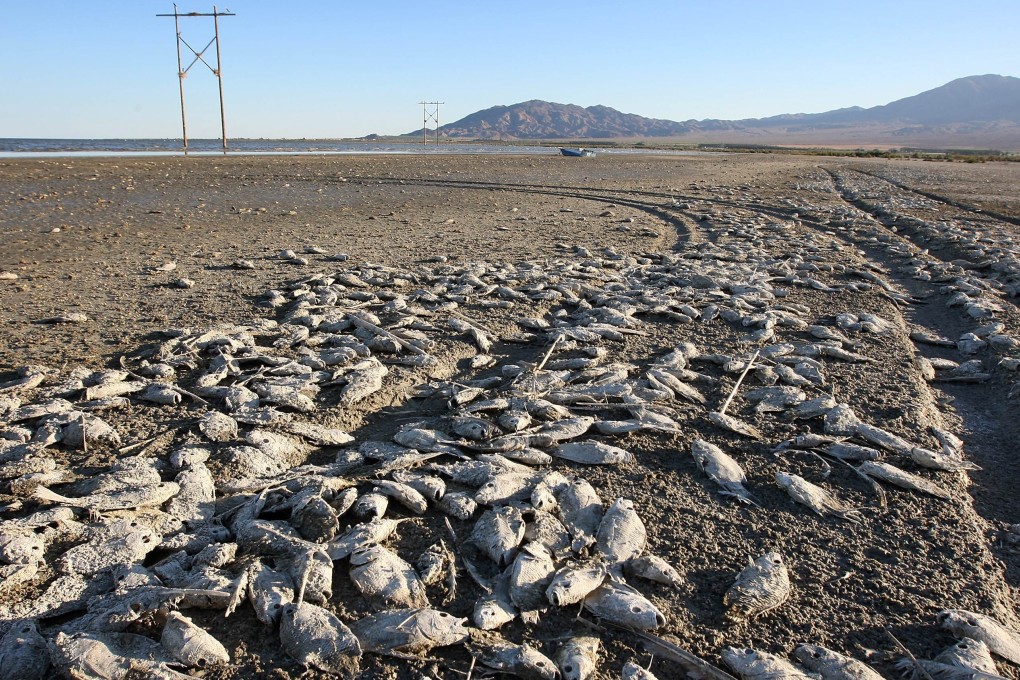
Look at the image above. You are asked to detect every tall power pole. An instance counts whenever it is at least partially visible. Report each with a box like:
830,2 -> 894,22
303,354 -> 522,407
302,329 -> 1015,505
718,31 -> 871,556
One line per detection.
157,4 -> 235,152
419,101 -> 444,147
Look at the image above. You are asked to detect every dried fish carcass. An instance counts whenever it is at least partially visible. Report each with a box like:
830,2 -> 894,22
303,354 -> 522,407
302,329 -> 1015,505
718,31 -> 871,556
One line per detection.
57,522 -> 160,576
508,543 -> 557,613
595,497 -> 646,565
622,661 -> 661,679
583,579 -> 665,630
349,544 -> 429,609
279,602 -> 362,676
553,440 -> 635,465
0,619 -> 50,680
351,607 -> 469,657
625,555 -> 684,589
546,560 -> 607,607
472,505 -> 526,566
723,551 -> 791,621
775,472 -> 862,523
161,611 -> 230,668
857,461 -> 952,500
934,638 -> 999,674
723,647 -> 813,680
690,439 -> 757,506
468,631 -> 559,680
245,558 -> 295,626
937,609 -> 1020,664
557,477 -> 605,552
556,636 -> 601,680
794,643 -> 884,680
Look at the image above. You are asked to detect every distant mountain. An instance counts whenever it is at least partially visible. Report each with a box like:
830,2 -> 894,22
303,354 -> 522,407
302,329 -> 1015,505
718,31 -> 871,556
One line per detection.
406,75 -> 1020,150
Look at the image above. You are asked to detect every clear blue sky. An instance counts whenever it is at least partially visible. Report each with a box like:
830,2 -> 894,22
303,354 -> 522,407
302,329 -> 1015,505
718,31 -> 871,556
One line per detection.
2,1 -> 1018,139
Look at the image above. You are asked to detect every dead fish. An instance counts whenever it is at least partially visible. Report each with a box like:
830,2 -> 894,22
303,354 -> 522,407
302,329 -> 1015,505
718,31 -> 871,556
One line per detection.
857,461 -> 952,500
279,602 -> 362,676
161,611 -> 230,668
415,541 -> 450,585
853,422 -> 914,455
794,643 -> 884,680
472,506 -> 526,566
0,619 -> 50,680
938,609 -> 1020,664
935,638 -> 999,674
468,631 -> 559,680
48,630 -> 188,680
349,544 -> 429,609
557,477 -> 604,552
723,647 -> 813,680
353,492 -> 389,520
525,508 -> 573,556
373,479 -> 429,514
198,411 -> 238,442
595,498 -> 646,565
824,442 -> 881,462
893,659 -> 1009,680
556,636 -> 601,680
476,471 -> 543,506
437,491 -> 478,520
474,573 -> 518,630
708,411 -> 762,439
623,661 -> 661,679
246,558 -> 294,626
509,543 -> 557,612
58,525 -> 159,576
351,607 -> 470,657
909,447 -> 981,472
553,441 -> 635,465
724,552 -> 791,621
625,555 -> 684,589
690,439 -> 757,506
450,415 -> 504,441
538,416 -> 596,442
775,472 -> 862,523
583,579 -> 665,630
318,517 -> 404,561
546,560 -> 607,607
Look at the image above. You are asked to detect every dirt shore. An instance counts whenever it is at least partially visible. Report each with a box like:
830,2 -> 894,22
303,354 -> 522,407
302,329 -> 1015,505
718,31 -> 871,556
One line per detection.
1,152 -> 1019,679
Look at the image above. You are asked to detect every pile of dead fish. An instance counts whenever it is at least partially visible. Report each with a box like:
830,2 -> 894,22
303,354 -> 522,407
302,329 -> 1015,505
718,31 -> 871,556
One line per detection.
1,242 -> 1017,679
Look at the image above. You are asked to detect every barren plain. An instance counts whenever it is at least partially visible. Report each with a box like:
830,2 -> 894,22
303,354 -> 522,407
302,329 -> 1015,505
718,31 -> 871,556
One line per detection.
1,153 -> 1019,679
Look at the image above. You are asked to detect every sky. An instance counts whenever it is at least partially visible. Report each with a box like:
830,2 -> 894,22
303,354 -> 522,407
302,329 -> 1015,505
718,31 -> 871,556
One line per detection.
2,1 -> 1018,139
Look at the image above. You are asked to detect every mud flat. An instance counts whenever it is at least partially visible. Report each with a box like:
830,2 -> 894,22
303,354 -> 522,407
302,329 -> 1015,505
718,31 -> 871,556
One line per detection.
0,153 -> 1019,679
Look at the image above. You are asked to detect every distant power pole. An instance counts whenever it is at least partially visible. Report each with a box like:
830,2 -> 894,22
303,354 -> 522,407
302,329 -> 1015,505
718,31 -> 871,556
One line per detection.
419,101 -> 444,147
157,4 -> 235,152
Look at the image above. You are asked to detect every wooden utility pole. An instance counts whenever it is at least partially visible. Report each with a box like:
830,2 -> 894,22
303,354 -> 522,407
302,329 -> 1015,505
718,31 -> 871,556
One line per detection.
157,4 -> 235,152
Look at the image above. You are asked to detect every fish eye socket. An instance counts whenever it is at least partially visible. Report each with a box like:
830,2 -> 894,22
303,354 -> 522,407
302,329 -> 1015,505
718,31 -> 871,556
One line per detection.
744,649 -> 754,655
631,606 -> 643,613
565,665 -> 574,672
20,626 -> 31,633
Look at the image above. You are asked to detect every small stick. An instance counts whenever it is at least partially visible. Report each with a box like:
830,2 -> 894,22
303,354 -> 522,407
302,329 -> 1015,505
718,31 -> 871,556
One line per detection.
719,350 -> 759,416
450,308 -> 497,336
534,334 -> 563,373
887,630 -> 935,680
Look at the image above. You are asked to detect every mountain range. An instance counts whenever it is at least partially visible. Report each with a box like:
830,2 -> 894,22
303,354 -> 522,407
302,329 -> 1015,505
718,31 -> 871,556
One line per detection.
405,75 -> 1020,150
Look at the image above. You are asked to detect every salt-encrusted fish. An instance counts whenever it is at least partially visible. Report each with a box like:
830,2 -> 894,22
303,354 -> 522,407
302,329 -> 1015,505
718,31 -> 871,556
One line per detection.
557,477 -> 605,552
279,602 -> 362,675
57,524 -> 160,576
794,643 -> 884,680
583,579 -> 665,630
723,552 -> 791,621
595,497 -> 646,566
708,411 -> 762,439
161,611 -> 230,668
935,638 -> 999,674
623,661 -> 661,680
474,572 -> 517,630
546,560 -> 607,607
508,543 -> 557,613
351,607 -> 469,657
476,471 -> 543,506
909,447 -> 981,472
326,518 -> 408,560
553,441 -> 635,465
853,422 -> 914,454
556,636 -> 601,680
775,472 -> 862,523
472,506 -> 526,566
349,544 -> 429,609
690,439 -> 757,506
857,461 -> 952,500
245,558 -> 294,626
722,647 -> 813,680
467,631 -> 559,680
625,555 -> 684,589
525,508 -> 573,556
0,619 -> 50,680
938,609 -> 1020,664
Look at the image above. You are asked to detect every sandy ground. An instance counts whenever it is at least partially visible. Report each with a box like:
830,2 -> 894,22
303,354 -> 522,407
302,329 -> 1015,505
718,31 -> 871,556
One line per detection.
1,152 -> 1020,679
